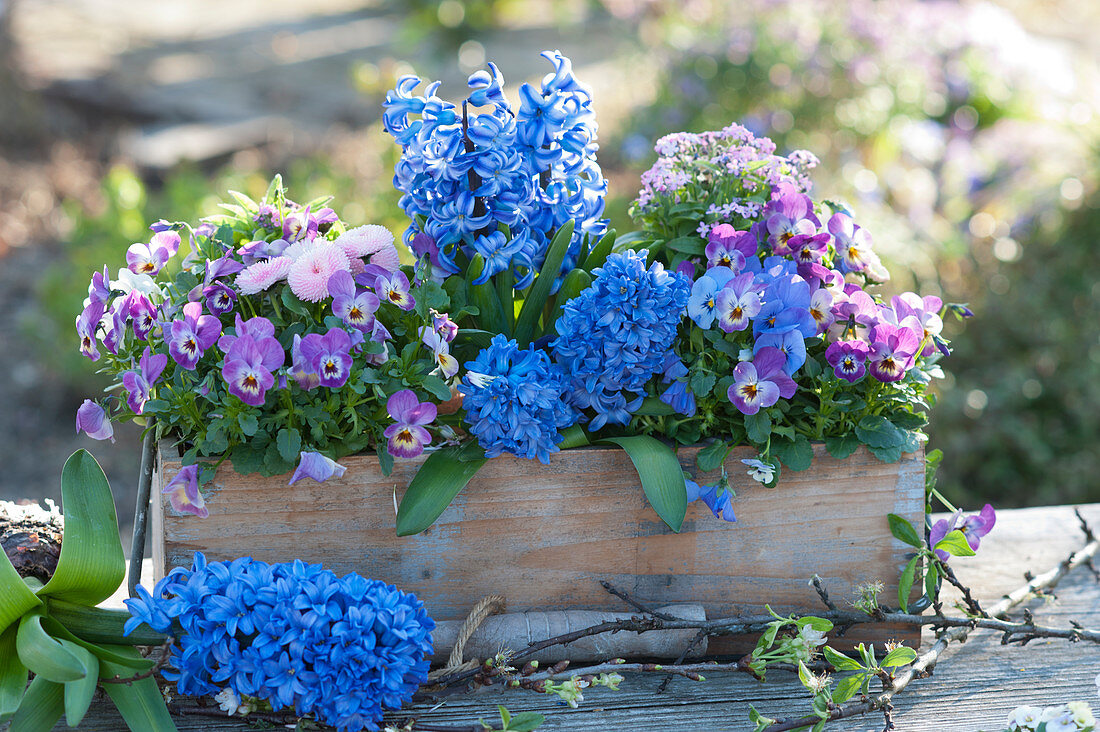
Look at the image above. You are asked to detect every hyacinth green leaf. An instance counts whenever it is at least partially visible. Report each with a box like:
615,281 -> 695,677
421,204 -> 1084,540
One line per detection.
46,598 -> 166,647
38,450 -> 125,606
396,445 -> 488,536
60,639 -> 99,727
557,425 -> 590,450
601,436 -> 687,532
514,218 -> 574,347
545,268 -> 591,331
0,547 -> 41,637
455,328 -> 495,350
99,647 -> 178,732
0,625 -> 28,722
579,228 -> 615,272
7,675 -> 64,732
934,529 -> 977,557
40,613 -> 155,670
16,611 -> 86,683
467,255 -> 507,335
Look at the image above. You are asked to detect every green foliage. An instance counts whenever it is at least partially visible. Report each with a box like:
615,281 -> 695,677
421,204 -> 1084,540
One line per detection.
599,435 -> 688,532
395,443 -> 488,536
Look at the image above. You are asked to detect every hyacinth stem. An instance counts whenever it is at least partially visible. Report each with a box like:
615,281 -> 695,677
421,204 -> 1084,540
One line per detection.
45,598 -> 167,646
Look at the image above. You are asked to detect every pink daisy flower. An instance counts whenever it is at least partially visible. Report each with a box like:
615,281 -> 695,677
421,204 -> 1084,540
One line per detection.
334,225 -> 401,272
287,243 -> 350,302
236,257 -> 293,295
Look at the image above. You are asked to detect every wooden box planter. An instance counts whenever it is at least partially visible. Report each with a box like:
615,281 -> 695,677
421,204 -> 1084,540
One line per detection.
152,443 -> 924,651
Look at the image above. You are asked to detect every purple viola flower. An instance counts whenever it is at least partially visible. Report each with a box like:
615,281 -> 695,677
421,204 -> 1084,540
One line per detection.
126,231 -> 180,275
658,355 -> 696,416
726,346 -> 797,415
384,389 -> 436,459
288,334 -> 320,391
101,301 -> 128,356
87,265 -> 111,308
685,479 -> 735,522
203,282 -> 237,316
825,340 -> 871,383
299,328 -> 353,389
282,205 -> 319,243
419,327 -> 459,380
886,293 -> 944,356
168,302 -> 222,370
127,292 -> 157,341
373,269 -> 415,311
430,309 -> 458,343
789,232 -> 830,264
218,315 -> 278,355
222,335 -> 284,406
687,266 -> 737,328
76,300 -> 105,360
827,286 -> 880,342
122,347 -> 168,415
76,399 -> 114,442
828,213 -> 875,274
705,224 -> 756,270
761,184 -> 820,255
754,329 -> 807,375
808,288 -> 835,335
714,272 -> 762,333
288,452 -> 347,486
236,238 -> 289,265
867,322 -> 922,383
929,504 -> 996,560
328,271 -> 380,332
163,464 -> 208,519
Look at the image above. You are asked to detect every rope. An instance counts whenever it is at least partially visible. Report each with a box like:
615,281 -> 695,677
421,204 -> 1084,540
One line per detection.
426,594 -> 506,680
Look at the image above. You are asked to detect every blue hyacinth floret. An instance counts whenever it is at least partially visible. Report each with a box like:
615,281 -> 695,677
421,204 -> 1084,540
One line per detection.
458,334 -> 576,463
551,250 -> 691,431
124,552 -> 434,732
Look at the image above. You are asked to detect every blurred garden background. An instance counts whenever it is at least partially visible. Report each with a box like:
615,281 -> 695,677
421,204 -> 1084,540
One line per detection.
1,0 -> 1097,541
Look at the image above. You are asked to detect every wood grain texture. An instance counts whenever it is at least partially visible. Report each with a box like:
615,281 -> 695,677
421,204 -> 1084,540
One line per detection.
73,504 -> 1100,732
152,443 -> 923,651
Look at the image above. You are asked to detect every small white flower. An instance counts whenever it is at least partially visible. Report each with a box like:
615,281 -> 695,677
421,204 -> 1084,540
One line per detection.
738,347 -> 754,362
465,370 -> 496,389
1067,701 -> 1096,728
1041,705 -> 1077,732
742,458 -> 775,484
215,688 -> 242,716
111,268 -> 163,299
1006,706 -> 1043,730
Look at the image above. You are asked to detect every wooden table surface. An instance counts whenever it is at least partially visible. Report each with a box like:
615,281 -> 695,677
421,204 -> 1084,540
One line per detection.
66,504 -> 1100,732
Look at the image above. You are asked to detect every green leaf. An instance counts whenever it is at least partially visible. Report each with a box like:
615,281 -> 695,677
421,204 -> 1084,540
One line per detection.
855,415 -> 905,449
276,428 -> 302,464
16,611 -> 85,683
822,645 -> 862,672
420,374 -> 454,401
799,616 -> 834,633
888,514 -> 923,548
37,450 -> 126,606
579,229 -> 615,272
60,640 -> 98,727
39,615 -> 154,670
396,445 -> 488,536
825,433 -> 860,460
99,648 -> 178,731
634,396 -> 675,416
832,673 -> 864,704
881,646 -> 917,668
934,529 -> 977,557
696,441 -> 730,473
467,255 -> 507,335
0,551 -> 41,638
599,436 -> 687,532
869,444 -> 903,463
455,328 -> 495,350
546,268 -> 592,329
924,562 -> 940,603
506,710 -> 545,732
0,625 -> 28,722
773,436 -> 813,471
744,411 -> 772,444
797,660 -> 814,688
514,219 -> 574,346
664,235 -> 706,256
557,425 -> 590,450
44,599 -> 165,647
6,675 -> 64,732
280,286 -> 311,318
889,411 -> 928,430
689,370 -> 717,399
238,413 -> 259,437
898,556 -> 919,613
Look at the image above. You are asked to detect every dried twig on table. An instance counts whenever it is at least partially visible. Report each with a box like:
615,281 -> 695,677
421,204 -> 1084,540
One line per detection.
99,639 -> 175,685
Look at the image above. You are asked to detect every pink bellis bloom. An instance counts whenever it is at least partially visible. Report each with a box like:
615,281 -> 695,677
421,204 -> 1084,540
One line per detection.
236,257 -> 293,295
288,451 -> 347,486
162,464 -> 208,518
726,347 -> 797,415
384,389 -> 436,458
333,224 -> 402,272
168,302 -> 222,370
122,347 -> 168,415
286,243 -> 350,302
929,504 -> 996,560
75,399 -> 114,442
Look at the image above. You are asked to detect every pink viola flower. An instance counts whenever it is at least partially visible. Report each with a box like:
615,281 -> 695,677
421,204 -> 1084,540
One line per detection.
808,288 -> 835,335
714,272 -> 762,333
299,327 -> 353,389
162,464 -> 208,519
221,335 -> 284,406
726,346 -> 798,415
76,399 -> 114,442
867,322 -> 922,382
328,271 -> 380,332
76,300 -> 105,361
929,504 -> 996,561
288,451 -> 347,486
288,334 -> 320,391
825,340 -> 871,383
384,389 -> 437,459
705,224 -> 756,270
168,301 -> 222,370
373,269 -> 415,311
122,346 -> 168,415
885,292 -> 944,356
126,231 -> 180,275
333,224 -> 402,272
286,242 -> 350,302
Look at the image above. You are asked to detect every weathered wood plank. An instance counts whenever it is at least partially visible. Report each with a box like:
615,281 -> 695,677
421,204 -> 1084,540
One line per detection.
152,443 -> 923,650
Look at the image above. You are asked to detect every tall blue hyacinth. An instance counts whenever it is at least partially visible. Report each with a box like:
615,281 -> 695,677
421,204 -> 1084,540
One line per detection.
382,51 -> 607,287
551,250 -> 691,431
458,334 -> 576,463
124,553 -> 434,732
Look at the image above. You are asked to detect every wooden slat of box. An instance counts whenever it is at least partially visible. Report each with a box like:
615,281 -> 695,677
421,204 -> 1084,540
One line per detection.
152,443 -> 924,651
